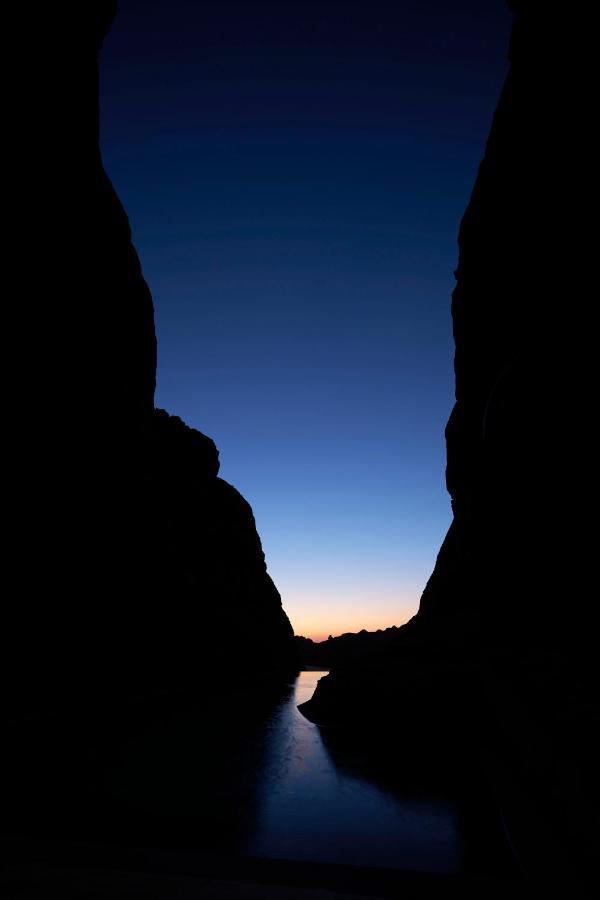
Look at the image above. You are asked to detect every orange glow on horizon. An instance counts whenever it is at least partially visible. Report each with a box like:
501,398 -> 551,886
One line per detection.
289,608 -> 417,644
276,581 -> 423,644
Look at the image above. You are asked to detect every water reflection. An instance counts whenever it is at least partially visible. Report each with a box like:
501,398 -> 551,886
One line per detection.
248,671 -> 461,872
5,671 -> 507,874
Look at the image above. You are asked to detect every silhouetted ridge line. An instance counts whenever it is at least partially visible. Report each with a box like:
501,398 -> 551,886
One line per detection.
295,628 -> 403,668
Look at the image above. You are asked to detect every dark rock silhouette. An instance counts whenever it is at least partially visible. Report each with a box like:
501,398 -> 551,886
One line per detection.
301,0 -> 598,876
295,628 -> 401,668
3,0 -> 297,719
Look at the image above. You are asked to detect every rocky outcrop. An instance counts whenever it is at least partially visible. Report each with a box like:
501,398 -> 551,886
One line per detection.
103,407 -> 298,700
296,628 -> 403,668
300,1 -> 598,874
3,1 -> 296,717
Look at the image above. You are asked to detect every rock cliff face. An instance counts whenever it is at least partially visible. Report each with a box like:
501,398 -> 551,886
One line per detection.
3,0 -> 296,716
301,0 -> 597,873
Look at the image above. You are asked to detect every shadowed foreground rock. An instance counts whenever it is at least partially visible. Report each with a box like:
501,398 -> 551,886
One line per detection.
3,0 -> 297,718
300,0 -> 598,877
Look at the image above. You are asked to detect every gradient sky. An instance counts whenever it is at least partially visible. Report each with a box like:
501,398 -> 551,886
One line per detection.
100,0 -> 511,641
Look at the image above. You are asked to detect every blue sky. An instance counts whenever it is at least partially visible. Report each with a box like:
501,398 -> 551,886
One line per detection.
100,0 -> 511,639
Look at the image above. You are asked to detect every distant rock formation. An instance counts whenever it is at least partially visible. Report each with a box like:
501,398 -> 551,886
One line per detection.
300,0 -> 598,875
295,628 -> 401,668
3,0 -> 296,717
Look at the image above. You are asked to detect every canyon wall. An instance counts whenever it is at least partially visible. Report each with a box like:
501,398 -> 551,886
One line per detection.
3,0 -> 297,716
301,0 -> 597,873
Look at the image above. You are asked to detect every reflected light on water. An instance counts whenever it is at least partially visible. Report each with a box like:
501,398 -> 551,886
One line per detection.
247,671 -> 461,872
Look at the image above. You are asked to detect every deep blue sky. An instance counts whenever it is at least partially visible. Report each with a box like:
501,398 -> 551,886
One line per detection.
100,0 -> 511,639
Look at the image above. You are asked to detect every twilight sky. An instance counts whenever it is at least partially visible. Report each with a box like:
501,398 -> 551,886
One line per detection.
100,0 -> 511,641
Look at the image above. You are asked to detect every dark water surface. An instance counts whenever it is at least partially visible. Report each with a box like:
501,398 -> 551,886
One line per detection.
4,671 -> 513,876
247,671 -> 461,871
